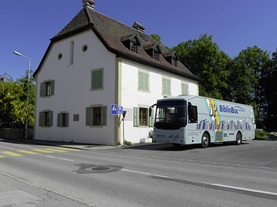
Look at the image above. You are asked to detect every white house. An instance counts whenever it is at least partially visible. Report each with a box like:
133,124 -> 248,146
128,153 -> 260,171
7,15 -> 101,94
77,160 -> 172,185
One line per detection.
33,0 -> 199,145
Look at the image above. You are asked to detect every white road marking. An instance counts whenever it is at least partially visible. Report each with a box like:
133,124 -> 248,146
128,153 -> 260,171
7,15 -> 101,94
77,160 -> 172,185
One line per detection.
122,168 -> 170,178
122,168 -> 277,197
211,183 -> 277,196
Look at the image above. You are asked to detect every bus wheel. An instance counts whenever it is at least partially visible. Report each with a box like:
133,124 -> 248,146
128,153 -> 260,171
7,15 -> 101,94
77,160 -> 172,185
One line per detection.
201,133 -> 209,148
235,132 -> 242,145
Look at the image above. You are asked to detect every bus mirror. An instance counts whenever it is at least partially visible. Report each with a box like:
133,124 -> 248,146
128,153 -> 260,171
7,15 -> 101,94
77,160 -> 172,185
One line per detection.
149,104 -> 156,117
122,111 -> 127,119
149,108 -> 152,117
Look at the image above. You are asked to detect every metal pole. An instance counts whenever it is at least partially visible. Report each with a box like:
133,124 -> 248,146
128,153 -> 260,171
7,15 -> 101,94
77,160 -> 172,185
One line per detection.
13,51 -> 31,140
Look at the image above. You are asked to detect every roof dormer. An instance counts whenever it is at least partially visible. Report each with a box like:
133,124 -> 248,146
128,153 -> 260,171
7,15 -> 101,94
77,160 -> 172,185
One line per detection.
121,34 -> 141,53
164,51 -> 179,67
144,43 -> 161,61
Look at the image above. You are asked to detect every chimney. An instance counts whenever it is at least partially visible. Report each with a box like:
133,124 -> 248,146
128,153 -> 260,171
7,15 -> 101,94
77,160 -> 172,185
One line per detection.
83,0 -> 95,9
132,22 -> 145,33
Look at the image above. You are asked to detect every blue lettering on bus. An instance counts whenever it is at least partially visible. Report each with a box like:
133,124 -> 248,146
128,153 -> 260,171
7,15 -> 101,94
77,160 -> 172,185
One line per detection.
219,105 -> 245,114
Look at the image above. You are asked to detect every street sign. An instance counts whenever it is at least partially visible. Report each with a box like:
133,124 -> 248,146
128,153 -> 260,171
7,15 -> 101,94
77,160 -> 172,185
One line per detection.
111,104 -> 117,115
118,106 -> 123,115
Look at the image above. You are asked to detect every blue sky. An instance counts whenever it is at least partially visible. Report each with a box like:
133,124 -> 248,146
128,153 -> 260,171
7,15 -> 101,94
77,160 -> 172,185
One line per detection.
1,0 -> 277,80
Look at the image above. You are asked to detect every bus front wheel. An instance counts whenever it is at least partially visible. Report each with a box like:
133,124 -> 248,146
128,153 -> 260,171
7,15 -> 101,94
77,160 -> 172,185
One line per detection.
235,132 -> 242,145
201,133 -> 210,148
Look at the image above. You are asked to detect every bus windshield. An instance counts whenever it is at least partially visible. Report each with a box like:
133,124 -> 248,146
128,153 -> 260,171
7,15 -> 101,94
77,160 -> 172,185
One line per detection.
155,100 -> 187,129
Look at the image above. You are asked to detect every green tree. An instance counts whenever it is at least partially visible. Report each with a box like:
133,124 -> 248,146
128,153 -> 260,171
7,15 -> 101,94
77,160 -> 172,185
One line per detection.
231,46 -> 271,128
173,34 -> 230,99
265,50 -> 277,131
0,71 -> 35,128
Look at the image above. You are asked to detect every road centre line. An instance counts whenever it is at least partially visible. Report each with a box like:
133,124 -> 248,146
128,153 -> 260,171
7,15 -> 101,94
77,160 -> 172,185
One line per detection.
211,183 -> 277,197
122,168 -> 277,198
121,168 -> 171,179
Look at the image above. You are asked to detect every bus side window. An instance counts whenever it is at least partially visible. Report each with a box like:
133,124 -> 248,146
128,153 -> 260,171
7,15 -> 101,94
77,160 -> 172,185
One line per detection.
188,102 -> 198,123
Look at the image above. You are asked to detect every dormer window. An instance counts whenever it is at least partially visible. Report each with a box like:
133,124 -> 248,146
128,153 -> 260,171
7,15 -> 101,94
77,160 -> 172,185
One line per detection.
164,51 -> 179,67
153,49 -> 160,60
144,43 -> 161,61
121,34 -> 141,53
130,41 -> 138,53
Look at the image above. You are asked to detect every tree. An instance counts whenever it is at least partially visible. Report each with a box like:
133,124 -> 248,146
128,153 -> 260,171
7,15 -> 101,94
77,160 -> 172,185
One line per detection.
264,50 -> 277,131
231,46 -> 271,128
0,71 -> 35,128
173,34 -> 230,99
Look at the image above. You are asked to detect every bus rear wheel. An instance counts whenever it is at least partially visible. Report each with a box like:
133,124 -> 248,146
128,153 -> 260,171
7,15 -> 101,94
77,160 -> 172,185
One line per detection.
201,133 -> 210,148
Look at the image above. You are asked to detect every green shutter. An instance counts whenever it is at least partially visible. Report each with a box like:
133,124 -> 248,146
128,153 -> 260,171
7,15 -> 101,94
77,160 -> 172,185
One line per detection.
91,69 -> 103,89
163,79 -> 171,95
149,108 -> 154,127
40,82 -> 45,97
182,83 -> 188,95
39,112 -> 43,126
101,106 -> 107,126
86,107 -> 92,126
133,107 -> 139,127
51,80 -> 55,96
144,73 -> 149,91
138,72 -> 143,90
138,72 -> 149,91
49,111 -> 54,127
66,113 -> 69,127
57,113 -> 61,127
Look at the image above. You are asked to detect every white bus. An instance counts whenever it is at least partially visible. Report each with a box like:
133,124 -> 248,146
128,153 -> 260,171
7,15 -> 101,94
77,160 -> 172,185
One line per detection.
150,95 -> 256,147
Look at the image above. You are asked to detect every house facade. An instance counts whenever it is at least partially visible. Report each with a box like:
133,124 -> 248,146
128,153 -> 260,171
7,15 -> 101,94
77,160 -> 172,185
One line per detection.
33,0 -> 199,145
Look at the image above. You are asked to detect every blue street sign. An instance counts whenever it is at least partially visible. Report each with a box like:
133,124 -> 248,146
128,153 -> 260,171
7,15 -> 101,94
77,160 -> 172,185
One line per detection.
111,104 -> 117,115
118,106 -> 123,114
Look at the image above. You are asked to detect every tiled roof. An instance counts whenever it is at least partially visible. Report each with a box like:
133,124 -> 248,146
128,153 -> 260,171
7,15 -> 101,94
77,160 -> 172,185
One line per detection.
35,7 -> 199,81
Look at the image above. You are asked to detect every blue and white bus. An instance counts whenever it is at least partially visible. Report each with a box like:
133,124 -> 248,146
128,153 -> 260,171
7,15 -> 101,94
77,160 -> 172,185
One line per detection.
150,95 -> 256,147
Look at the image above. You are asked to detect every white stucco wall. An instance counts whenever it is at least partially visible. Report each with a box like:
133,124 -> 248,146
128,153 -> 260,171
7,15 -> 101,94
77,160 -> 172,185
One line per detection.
117,59 -> 199,144
35,30 -> 199,145
35,31 -> 117,145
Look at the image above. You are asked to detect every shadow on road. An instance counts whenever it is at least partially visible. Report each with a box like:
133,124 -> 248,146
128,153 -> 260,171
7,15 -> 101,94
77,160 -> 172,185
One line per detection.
122,142 -> 247,151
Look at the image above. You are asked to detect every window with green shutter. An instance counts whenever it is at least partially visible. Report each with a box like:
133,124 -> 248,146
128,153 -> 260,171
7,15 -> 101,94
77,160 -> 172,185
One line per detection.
181,82 -> 189,95
138,71 -> 149,91
162,78 -> 171,96
57,112 -> 69,127
86,105 -> 107,127
40,80 -> 55,97
133,107 -> 152,127
91,69 -> 103,90
39,110 -> 53,127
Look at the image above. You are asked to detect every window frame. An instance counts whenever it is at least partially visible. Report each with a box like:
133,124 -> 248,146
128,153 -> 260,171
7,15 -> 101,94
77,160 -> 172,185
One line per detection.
162,78 -> 171,96
40,80 -> 55,97
91,68 -> 104,90
57,112 -> 69,128
39,110 -> 53,127
138,70 -> 149,92
133,106 -> 154,127
86,105 -> 107,127
181,82 -> 189,95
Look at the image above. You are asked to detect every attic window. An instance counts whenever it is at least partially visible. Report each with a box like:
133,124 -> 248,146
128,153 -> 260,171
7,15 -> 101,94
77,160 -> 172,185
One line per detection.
57,53 -> 62,60
82,45 -> 88,52
121,34 -> 141,53
164,52 -> 179,67
153,49 -> 160,60
144,44 -> 161,61
130,41 -> 138,53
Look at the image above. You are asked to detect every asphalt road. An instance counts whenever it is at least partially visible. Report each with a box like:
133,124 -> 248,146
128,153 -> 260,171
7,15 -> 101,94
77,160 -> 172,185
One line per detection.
0,139 -> 277,207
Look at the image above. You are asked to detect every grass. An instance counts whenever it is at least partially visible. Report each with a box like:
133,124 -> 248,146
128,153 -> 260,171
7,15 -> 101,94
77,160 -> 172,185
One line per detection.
255,130 -> 270,140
